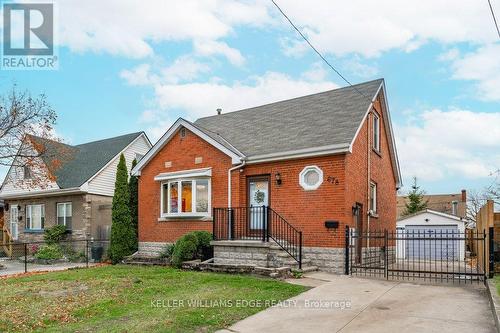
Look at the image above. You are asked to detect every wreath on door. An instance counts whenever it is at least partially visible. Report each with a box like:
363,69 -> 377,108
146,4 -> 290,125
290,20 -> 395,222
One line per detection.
254,190 -> 265,204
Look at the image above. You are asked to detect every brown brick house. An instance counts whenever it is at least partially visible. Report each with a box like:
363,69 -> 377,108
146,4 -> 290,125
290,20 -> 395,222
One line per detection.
132,79 -> 401,273
0,132 -> 151,244
397,190 -> 467,218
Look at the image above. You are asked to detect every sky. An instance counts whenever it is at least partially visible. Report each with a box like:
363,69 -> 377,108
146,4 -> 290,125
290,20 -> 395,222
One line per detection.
1,0 -> 499,196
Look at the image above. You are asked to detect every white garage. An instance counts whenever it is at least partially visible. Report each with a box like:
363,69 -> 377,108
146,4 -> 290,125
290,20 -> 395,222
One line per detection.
396,210 -> 466,261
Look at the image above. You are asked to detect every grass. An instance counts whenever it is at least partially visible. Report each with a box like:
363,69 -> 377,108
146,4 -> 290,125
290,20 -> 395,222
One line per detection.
494,275 -> 500,296
0,265 -> 308,332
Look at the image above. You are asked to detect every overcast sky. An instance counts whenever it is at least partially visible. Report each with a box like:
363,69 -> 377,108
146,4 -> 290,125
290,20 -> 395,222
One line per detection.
1,0 -> 499,195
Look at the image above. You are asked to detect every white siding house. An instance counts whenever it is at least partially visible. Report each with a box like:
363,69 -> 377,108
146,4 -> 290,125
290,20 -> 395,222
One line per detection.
87,134 -> 150,196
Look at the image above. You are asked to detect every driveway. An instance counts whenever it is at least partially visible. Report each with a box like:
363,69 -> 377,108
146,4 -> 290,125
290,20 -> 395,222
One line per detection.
220,273 -> 495,333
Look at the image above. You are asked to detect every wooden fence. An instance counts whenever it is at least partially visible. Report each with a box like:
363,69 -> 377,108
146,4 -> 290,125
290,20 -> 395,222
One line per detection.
472,200 -> 500,277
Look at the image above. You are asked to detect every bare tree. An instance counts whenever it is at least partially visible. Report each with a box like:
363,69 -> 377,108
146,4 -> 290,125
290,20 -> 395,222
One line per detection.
0,85 -> 68,188
485,169 -> 500,205
466,189 -> 488,223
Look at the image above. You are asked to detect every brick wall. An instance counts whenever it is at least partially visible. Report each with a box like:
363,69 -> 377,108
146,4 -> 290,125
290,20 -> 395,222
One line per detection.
138,128 -> 233,243
238,156 -> 346,247
138,95 -> 398,248
345,96 -> 397,236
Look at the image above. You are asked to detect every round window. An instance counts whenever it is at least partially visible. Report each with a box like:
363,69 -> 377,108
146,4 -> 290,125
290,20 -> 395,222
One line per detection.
299,166 -> 323,190
304,169 -> 320,186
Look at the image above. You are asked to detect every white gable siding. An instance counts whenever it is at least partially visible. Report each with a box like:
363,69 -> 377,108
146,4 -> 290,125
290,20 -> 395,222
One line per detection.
0,155 -> 59,197
87,135 -> 151,196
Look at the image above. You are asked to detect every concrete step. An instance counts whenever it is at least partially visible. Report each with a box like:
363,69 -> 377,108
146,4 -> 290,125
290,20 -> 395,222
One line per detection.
297,266 -> 319,273
123,261 -> 158,266
123,253 -> 169,266
281,258 -> 312,266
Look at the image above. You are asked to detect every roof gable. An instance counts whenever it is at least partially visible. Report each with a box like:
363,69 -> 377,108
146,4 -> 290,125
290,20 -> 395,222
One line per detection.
29,132 -> 146,188
132,119 -> 243,175
397,209 -> 464,222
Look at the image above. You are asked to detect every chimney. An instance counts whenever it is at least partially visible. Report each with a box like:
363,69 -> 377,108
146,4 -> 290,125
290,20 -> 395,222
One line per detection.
216,108 -> 222,115
461,189 -> 467,202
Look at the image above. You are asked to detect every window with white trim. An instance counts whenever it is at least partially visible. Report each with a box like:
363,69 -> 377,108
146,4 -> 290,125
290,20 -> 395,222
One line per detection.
161,178 -> 211,217
57,202 -> 72,229
26,204 -> 45,230
370,182 -> 377,213
10,205 -> 19,240
299,166 -> 323,191
373,112 -> 380,152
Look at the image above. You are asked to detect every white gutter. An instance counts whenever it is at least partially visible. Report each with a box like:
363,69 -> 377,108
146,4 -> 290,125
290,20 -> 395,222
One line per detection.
0,187 -> 85,200
227,160 -> 246,208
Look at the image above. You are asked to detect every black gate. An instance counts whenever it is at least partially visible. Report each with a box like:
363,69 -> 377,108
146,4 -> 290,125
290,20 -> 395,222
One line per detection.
345,227 -> 489,284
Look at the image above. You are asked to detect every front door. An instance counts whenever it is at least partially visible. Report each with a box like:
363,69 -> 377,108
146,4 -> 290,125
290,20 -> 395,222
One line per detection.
248,176 -> 270,230
9,206 -> 18,240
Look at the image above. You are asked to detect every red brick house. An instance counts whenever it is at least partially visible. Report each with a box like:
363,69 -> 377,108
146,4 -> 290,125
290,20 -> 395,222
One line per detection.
132,79 -> 401,273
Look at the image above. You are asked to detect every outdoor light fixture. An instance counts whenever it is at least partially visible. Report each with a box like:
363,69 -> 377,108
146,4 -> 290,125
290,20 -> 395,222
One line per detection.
275,172 -> 282,185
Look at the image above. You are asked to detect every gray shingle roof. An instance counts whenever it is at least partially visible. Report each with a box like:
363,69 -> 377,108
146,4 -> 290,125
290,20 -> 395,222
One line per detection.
30,132 -> 143,188
194,79 -> 383,157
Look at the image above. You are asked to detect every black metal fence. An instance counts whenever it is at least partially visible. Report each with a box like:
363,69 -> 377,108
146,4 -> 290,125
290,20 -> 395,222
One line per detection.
0,239 -> 110,275
346,226 -> 489,284
213,206 -> 302,269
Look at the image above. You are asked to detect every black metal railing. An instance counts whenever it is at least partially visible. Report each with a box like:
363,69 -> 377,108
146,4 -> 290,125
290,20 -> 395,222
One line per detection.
0,239 -> 110,276
213,206 -> 302,268
345,226 -> 489,284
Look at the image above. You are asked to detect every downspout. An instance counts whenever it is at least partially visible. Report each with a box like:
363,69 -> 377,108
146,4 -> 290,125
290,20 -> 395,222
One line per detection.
227,159 -> 246,240
228,159 -> 246,208
367,109 -> 372,248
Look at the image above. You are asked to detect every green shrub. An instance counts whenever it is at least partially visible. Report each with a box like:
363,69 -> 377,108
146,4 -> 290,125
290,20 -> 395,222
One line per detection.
159,244 -> 175,259
35,244 -> 63,260
192,230 -> 212,258
170,231 -> 213,267
61,245 -> 86,262
171,233 -> 198,268
44,225 -> 67,244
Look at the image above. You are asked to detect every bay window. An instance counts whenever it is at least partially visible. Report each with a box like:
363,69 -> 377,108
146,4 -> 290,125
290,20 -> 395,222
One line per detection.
161,178 -> 211,217
26,204 -> 45,230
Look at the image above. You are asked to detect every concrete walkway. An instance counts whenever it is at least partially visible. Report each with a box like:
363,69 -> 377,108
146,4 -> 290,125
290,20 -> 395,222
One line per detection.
220,273 -> 495,333
0,258 -> 93,277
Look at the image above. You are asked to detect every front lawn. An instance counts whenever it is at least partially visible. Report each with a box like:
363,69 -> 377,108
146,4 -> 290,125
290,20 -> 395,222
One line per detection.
0,265 -> 307,332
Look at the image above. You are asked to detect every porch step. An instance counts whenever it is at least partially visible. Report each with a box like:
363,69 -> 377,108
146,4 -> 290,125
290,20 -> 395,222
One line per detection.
123,253 -> 169,266
297,266 -> 319,273
123,261 -> 158,266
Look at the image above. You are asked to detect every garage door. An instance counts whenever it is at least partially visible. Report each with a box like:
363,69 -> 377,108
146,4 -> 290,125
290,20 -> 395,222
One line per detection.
405,225 -> 459,260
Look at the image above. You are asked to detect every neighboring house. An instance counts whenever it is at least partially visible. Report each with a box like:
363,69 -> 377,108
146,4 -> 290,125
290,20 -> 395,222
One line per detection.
396,209 -> 466,261
0,132 -> 151,243
132,79 -> 401,273
397,190 -> 467,219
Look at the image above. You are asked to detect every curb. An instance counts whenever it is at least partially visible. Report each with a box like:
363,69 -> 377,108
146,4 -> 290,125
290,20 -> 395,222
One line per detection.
486,279 -> 500,333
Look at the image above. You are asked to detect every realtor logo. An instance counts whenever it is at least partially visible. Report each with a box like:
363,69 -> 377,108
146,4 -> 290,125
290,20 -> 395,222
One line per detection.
2,2 -> 58,70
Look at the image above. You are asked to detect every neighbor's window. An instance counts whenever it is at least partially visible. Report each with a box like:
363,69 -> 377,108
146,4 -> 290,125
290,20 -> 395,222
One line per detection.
26,204 -> 45,230
373,112 -> 380,152
370,182 -> 377,213
161,178 -> 211,217
23,165 -> 32,179
299,166 -> 323,191
57,202 -> 72,229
